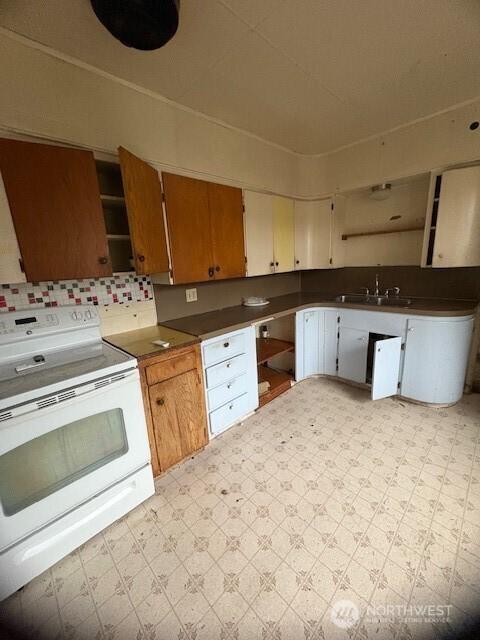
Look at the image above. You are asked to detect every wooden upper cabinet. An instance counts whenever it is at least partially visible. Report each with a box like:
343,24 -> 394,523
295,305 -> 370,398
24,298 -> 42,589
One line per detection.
207,182 -> 245,280
0,138 -> 111,282
162,172 -> 214,284
118,147 -> 169,275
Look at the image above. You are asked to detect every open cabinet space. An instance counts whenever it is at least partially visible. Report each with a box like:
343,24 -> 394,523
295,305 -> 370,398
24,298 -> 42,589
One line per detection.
256,314 -> 295,407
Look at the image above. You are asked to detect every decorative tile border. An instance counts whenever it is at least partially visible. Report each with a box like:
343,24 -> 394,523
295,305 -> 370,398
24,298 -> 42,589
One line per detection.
0,273 -> 153,312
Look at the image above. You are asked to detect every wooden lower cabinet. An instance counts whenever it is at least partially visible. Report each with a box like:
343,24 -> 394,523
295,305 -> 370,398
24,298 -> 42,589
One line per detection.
139,344 -> 208,476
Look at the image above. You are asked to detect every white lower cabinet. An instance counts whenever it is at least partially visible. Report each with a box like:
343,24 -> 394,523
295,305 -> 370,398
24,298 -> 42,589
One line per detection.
201,327 -> 258,436
401,316 -> 474,404
296,307 -> 473,405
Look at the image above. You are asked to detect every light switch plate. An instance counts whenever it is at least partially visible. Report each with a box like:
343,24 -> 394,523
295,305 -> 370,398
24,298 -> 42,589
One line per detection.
185,288 -> 197,303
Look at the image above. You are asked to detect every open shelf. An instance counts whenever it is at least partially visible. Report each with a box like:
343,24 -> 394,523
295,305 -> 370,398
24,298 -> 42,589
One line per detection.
258,365 -> 293,407
100,194 -> 125,206
341,226 -> 424,241
256,337 -> 294,365
107,234 -> 131,240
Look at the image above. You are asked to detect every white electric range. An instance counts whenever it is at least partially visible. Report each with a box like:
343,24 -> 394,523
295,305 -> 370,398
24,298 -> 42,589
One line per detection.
0,305 -> 154,600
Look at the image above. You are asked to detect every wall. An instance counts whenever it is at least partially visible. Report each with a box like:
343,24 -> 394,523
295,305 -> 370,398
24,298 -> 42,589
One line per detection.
304,99 -> 480,197
301,266 -> 480,300
155,272 -> 300,321
0,31 -> 299,197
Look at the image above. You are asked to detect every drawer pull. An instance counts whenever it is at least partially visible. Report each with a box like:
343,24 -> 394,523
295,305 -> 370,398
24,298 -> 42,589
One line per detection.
156,398 -> 165,406
224,342 -> 230,348
226,362 -> 231,368
229,404 -> 234,410
227,383 -> 232,389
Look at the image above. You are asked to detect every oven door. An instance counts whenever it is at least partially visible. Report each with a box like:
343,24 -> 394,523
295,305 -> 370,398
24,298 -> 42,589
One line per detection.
0,369 -> 151,551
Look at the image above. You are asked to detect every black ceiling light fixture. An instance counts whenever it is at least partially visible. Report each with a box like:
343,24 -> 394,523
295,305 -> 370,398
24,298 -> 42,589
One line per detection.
90,0 -> 180,51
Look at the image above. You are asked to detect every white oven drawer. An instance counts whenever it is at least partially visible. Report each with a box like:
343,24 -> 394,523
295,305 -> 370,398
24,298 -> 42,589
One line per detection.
207,373 -> 248,412
0,370 -> 151,552
205,354 -> 247,389
202,331 -> 245,367
209,393 -> 251,436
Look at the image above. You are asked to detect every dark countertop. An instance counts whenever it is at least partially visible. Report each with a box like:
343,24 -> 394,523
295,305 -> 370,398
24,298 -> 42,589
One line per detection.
160,292 -> 478,340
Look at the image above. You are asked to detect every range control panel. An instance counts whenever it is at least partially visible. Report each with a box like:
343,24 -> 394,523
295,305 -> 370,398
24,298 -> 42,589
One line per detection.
0,305 -> 99,337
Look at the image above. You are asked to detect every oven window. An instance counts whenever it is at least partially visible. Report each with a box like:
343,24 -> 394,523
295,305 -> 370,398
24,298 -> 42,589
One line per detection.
0,409 -> 128,516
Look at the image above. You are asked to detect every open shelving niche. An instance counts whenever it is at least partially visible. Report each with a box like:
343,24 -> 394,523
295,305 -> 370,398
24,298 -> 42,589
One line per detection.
96,160 -> 134,274
255,316 -> 295,407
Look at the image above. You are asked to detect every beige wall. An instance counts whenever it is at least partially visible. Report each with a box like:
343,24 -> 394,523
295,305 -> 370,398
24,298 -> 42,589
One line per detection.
0,32 -> 299,197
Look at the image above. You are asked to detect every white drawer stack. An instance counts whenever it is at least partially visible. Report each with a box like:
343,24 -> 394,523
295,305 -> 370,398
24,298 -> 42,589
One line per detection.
201,326 -> 258,437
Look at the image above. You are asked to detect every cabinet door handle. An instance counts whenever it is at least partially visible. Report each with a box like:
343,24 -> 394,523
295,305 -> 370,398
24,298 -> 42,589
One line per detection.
275,261 -> 279,267
223,342 -> 230,348
156,398 -> 165,406
295,259 -> 300,265
137,255 -> 145,262
358,336 -> 367,341
270,261 -> 275,267
208,267 -> 214,278
215,265 -> 220,272
226,362 -> 231,368
408,327 -> 414,332
227,383 -> 232,389
98,256 -> 109,265
229,404 -> 234,410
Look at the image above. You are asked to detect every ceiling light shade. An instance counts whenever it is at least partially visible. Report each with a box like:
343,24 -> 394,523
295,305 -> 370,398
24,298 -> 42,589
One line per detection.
90,0 -> 180,51
370,183 -> 392,201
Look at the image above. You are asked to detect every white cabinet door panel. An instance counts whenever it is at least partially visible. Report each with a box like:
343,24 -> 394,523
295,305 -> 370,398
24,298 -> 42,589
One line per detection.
401,317 -> 473,404
433,166 -> 480,267
294,199 -> 331,270
244,191 -> 274,277
338,327 -> 368,383
303,310 -> 320,377
272,196 -> 295,273
371,337 -> 402,400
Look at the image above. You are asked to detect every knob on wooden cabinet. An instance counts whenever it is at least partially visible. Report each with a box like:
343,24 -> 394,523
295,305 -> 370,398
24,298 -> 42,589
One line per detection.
98,256 -> 108,265
156,398 -> 165,406
138,255 -> 145,262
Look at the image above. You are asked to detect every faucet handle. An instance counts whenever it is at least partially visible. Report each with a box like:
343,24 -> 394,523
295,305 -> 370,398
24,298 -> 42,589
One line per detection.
359,287 -> 370,296
384,286 -> 400,297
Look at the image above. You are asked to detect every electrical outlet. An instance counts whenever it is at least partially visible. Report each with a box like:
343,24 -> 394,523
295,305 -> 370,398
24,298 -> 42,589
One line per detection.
185,288 -> 197,303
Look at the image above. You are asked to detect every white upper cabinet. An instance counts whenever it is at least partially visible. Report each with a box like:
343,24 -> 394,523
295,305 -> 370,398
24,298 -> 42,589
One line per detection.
294,199 -> 332,270
431,166 -> 480,267
244,191 -> 274,277
244,191 -> 295,276
0,171 -> 26,285
272,196 -> 295,273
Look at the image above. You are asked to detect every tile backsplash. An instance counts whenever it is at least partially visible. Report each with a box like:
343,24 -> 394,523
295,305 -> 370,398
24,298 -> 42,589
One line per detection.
0,273 -> 153,312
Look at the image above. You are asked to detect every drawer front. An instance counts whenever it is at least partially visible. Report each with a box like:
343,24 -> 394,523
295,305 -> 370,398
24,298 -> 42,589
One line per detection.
209,393 -> 251,436
203,332 -> 245,367
205,354 -> 247,389
146,350 -> 197,386
207,373 -> 248,412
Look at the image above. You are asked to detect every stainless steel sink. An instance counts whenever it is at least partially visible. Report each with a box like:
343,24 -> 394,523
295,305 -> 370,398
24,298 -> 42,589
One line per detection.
335,294 -> 412,307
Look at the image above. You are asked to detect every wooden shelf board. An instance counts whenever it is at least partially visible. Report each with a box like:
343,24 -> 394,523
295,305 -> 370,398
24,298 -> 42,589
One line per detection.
107,234 -> 131,241
256,337 -> 294,365
257,365 -> 293,407
341,226 -> 424,241
101,194 -> 125,205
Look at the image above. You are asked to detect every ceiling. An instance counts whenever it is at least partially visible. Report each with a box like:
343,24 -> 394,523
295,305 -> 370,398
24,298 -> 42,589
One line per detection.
1,0 -> 480,154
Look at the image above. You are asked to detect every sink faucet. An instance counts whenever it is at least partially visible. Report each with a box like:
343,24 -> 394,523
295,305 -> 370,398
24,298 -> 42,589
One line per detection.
384,286 -> 401,297
373,273 -> 380,297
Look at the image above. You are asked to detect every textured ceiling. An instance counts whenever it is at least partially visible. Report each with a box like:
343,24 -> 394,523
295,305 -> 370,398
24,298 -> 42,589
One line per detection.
1,0 -> 480,153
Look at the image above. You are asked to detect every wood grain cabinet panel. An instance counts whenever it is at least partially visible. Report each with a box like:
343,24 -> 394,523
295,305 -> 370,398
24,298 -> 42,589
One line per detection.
0,138 -> 111,281
118,147 -> 169,275
207,182 -> 245,279
140,344 -> 208,476
162,172 -> 213,284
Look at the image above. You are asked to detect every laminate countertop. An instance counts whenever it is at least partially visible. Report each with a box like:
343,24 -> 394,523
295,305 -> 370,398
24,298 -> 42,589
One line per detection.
160,292 -> 478,340
104,324 -> 199,359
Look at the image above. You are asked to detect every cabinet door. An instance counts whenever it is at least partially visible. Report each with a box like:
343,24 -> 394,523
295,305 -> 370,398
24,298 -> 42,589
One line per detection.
294,200 -> 332,270
149,368 -> 208,472
118,147 -> 169,275
162,172 -> 213,284
371,337 -> 402,400
0,171 -> 26,285
0,138 -> 111,281
244,191 -> 274,276
338,327 -> 368,383
303,310 -> 320,377
207,182 -> 245,280
433,166 -> 480,267
401,317 -> 473,404
272,196 -> 295,272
